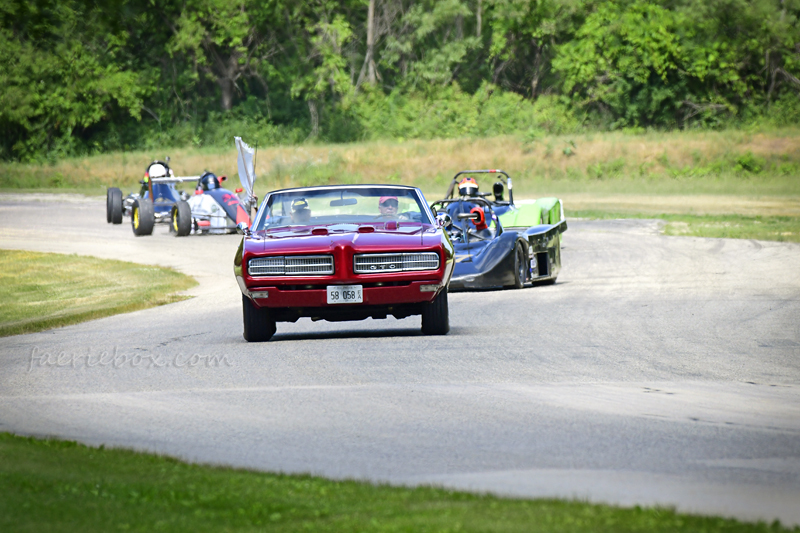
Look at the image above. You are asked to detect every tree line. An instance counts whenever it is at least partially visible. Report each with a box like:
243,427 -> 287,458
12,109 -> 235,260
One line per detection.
1,0 -> 798,160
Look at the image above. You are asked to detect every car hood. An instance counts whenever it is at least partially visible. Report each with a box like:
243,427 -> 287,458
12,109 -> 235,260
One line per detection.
245,223 -> 437,254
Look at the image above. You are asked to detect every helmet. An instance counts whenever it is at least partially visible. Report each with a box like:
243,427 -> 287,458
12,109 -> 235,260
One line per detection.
291,198 -> 309,212
147,162 -> 169,179
291,198 -> 310,223
458,177 -> 479,197
198,172 -> 220,191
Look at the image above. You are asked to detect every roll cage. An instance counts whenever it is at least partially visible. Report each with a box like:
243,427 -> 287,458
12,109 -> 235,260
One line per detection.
444,169 -> 514,205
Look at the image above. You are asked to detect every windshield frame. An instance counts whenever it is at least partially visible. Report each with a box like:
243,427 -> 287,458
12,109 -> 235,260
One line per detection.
252,185 -> 434,231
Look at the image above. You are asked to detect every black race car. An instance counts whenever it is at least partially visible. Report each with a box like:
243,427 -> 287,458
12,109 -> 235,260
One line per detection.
430,169 -> 567,290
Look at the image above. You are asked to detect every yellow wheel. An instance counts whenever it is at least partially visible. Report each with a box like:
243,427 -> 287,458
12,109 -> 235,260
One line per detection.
131,198 -> 154,236
172,200 -> 191,237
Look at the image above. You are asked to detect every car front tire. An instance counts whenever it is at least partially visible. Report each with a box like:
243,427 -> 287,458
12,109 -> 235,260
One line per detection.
131,198 -> 154,236
106,189 -> 112,223
512,241 -> 526,289
421,287 -> 449,335
108,187 -> 123,224
171,201 -> 192,237
242,294 -> 276,342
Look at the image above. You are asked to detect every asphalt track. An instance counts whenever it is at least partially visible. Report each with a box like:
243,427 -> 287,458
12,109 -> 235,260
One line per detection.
1,194 -> 799,525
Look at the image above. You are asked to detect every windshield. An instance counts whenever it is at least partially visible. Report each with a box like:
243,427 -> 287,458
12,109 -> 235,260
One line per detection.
256,187 -> 431,230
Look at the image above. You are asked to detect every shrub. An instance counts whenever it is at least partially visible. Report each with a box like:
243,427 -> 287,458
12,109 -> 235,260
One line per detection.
348,83 -> 580,141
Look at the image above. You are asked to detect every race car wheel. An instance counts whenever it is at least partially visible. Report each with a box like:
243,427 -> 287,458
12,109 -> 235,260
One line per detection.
171,201 -> 192,237
131,198 -> 155,236
108,187 -> 123,224
421,287 -> 449,335
242,294 -> 276,342
544,240 -> 560,285
106,189 -> 112,223
512,242 -> 526,289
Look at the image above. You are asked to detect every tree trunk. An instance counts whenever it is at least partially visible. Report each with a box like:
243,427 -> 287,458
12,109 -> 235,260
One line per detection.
765,50 -> 779,105
530,44 -> 542,98
308,100 -> 319,138
215,53 -> 241,111
476,0 -> 482,36
220,78 -> 234,111
367,0 -> 377,84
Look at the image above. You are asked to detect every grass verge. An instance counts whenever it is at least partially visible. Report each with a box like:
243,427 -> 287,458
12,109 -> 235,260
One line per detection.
2,129 -> 799,201
2,129 -> 799,244
1,432 -> 795,533
571,211 -> 800,243
0,250 -> 197,337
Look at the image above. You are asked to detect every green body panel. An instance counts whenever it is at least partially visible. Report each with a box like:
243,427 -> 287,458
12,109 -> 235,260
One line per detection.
497,198 -> 562,228
533,197 -> 562,225
498,204 -> 542,228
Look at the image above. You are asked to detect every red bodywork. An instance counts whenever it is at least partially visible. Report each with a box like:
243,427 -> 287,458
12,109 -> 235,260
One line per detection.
235,221 -> 454,322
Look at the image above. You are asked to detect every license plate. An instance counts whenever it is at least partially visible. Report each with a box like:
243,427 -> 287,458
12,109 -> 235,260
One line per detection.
327,285 -> 363,304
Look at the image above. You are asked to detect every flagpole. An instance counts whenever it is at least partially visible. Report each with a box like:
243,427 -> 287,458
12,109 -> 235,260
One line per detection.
252,142 -> 258,217
253,142 -> 258,179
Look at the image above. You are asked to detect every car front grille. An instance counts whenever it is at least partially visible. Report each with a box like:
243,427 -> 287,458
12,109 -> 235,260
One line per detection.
249,255 -> 334,276
286,256 -> 335,275
354,252 -> 439,273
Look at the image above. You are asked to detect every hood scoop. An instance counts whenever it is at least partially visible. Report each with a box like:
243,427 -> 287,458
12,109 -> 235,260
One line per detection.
327,223 -> 360,232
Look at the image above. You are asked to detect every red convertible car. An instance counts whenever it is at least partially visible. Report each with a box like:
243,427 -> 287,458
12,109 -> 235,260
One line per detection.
234,185 -> 455,341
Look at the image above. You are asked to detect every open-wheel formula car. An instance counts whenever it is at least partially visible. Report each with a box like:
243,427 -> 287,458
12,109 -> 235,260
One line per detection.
106,159 -> 253,236
430,169 -> 567,290
234,184 -> 454,341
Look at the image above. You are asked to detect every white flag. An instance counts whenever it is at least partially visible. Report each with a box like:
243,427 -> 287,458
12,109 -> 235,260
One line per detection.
235,136 -> 256,201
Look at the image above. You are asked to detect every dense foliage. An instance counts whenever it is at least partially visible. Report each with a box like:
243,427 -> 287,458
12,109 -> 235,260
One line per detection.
1,0 -> 798,160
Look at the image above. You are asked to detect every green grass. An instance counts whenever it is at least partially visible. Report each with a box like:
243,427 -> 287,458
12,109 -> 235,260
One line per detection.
1,433 -> 795,533
572,211 -> 800,243
2,129 -> 799,244
2,128 -> 799,200
0,250 -> 197,337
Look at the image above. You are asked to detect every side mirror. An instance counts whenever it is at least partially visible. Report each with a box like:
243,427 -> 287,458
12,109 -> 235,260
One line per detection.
493,181 -> 504,202
436,213 -> 452,229
236,222 -> 251,236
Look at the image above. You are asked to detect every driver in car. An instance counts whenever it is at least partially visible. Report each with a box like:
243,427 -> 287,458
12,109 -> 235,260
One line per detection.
291,198 -> 311,224
378,196 -> 399,217
453,177 -> 493,239
458,177 -> 479,197
378,196 -> 412,221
